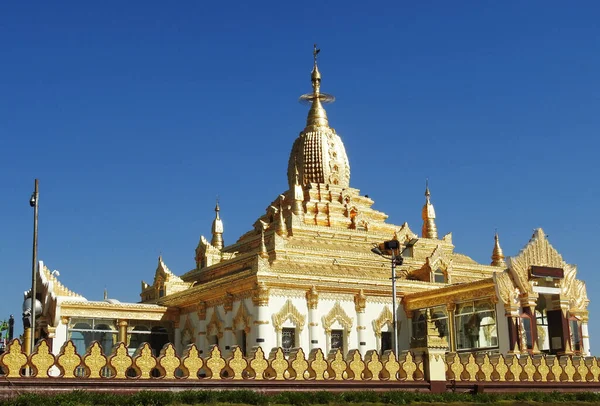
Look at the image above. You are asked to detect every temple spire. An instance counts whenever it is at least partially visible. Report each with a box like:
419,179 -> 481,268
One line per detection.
491,231 -> 506,267
211,199 -> 224,249
421,179 -> 438,239
292,164 -> 304,215
300,44 -> 335,129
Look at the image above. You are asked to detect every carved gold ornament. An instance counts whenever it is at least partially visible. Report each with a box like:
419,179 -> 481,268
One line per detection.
322,302 -> 353,334
57,341 -> 82,378
181,344 -> 203,379
308,348 -> 328,380
269,348 -> 289,380
365,350 -> 383,380
289,348 -> 308,380
272,299 -> 306,332
108,343 -> 132,379
134,343 -> 157,379
84,342 -> 107,379
158,343 -> 180,379
347,350 -> 365,380
227,346 -> 248,380
30,340 -> 55,378
206,345 -> 226,379
0,340 -> 27,378
249,347 -> 268,380
329,349 -> 347,380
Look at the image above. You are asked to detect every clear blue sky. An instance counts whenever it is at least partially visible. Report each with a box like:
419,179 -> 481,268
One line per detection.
1,2 -> 599,351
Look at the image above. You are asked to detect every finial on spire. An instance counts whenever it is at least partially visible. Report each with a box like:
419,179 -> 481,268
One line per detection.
300,45 -> 334,129
103,288 -> 108,301
491,230 -> 506,267
211,197 -> 224,249
421,180 -> 438,239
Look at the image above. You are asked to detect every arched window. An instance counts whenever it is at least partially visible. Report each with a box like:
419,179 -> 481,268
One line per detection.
433,269 -> 446,283
519,313 -> 534,351
569,316 -> 582,353
455,300 -> 498,351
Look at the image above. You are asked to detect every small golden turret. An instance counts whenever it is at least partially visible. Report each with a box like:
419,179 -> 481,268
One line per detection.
277,195 -> 288,236
491,231 -> 506,267
211,200 -> 224,250
421,180 -> 438,239
292,164 -> 304,215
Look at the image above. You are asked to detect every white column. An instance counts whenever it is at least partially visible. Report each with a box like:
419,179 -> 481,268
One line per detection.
354,290 -> 367,356
223,294 -> 234,357
253,283 -> 272,351
582,321 -> 591,356
196,302 -> 207,356
306,287 -> 320,351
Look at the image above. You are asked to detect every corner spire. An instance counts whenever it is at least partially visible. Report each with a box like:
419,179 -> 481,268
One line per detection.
491,231 -> 506,267
300,44 -> 335,129
211,198 -> 224,249
421,179 -> 438,239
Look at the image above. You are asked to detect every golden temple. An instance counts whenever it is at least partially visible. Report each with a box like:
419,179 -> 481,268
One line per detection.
26,46 -> 590,363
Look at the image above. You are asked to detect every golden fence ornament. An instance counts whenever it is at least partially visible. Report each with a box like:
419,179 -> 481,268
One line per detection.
109,343 -> 133,379
365,350 -> 383,380
508,355 -> 522,382
402,352 -> 417,381
57,341 -> 82,378
329,349 -> 347,380
523,356 -> 536,381
248,347 -> 268,380
84,342 -> 107,379
577,358 -> 589,382
308,348 -> 328,380
181,344 -> 203,379
590,358 -> 600,382
382,351 -> 399,381
134,343 -> 157,379
205,345 -> 226,379
0,340 -> 28,378
158,344 -> 180,379
268,348 -> 289,380
551,357 -> 564,382
480,354 -> 493,381
538,356 -> 550,382
227,346 -> 248,380
30,340 -> 55,378
564,357 -> 576,382
465,354 -> 478,382
496,355 -> 508,382
289,348 -> 308,380
448,353 -> 462,381
347,350 -> 365,380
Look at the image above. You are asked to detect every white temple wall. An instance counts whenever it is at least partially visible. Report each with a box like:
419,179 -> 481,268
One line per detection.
53,321 -> 68,354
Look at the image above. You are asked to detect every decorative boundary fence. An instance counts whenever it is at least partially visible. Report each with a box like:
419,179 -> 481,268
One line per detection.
2,339 -> 600,398
0,339 -> 424,381
446,352 -> 600,383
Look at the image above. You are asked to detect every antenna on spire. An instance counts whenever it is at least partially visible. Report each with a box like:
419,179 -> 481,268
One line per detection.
313,43 -> 320,67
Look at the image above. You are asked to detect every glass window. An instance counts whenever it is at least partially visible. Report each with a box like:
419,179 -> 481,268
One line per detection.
455,300 -> 498,351
68,319 -> 117,355
430,306 -> 448,338
412,310 -> 427,342
381,331 -> 392,353
282,327 -> 295,355
331,329 -> 344,352
433,269 -> 446,283
570,318 -> 582,352
520,316 -> 533,350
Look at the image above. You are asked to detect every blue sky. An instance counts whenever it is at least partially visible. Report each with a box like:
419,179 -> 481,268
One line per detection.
1,2 -> 599,351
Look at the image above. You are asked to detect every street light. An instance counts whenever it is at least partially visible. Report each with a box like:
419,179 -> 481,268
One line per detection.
28,179 -> 39,356
371,238 -> 418,357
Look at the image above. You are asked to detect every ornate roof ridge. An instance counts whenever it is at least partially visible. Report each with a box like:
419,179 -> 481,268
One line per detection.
40,264 -> 83,298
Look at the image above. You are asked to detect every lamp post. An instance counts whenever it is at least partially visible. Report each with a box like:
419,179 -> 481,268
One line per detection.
29,179 -> 39,355
371,238 -> 418,357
